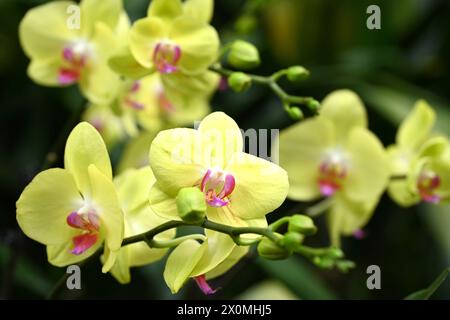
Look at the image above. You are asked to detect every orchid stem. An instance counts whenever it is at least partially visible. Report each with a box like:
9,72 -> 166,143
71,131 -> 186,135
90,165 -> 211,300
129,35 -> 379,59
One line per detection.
209,64 -> 317,119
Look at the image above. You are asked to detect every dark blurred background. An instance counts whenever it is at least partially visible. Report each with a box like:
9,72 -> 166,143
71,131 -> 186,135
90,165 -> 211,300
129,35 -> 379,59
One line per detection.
1,0 -> 450,299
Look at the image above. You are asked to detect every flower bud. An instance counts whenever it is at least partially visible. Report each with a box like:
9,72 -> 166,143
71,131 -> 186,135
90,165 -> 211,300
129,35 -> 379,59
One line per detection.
228,72 -> 252,92
307,99 -> 321,113
257,234 -> 291,260
234,15 -> 257,34
228,40 -> 260,70
286,65 -> 310,81
288,214 -> 317,235
327,247 -> 344,259
176,187 -> 206,223
286,106 -> 303,120
280,231 -> 304,251
313,256 -> 334,269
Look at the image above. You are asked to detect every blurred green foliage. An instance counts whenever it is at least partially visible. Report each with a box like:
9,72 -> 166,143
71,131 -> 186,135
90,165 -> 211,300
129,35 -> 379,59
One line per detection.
1,0 -> 450,299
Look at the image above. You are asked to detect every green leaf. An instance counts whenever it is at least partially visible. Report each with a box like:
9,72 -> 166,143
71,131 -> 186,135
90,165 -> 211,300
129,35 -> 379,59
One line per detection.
404,267 -> 450,300
256,256 -> 338,299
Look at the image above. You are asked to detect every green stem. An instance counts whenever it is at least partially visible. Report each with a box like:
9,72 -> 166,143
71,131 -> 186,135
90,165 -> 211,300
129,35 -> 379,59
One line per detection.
306,198 -> 333,217
121,220 -> 186,246
209,64 -> 316,118
147,234 -> 207,248
268,216 -> 290,231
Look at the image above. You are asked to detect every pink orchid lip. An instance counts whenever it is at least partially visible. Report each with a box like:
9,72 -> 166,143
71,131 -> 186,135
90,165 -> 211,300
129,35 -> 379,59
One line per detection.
418,172 -> 441,204
317,160 -> 347,197
67,210 -> 100,255
58,45 -> 89,85
200,169 -> 236,207
194,275 -> 217,295
153,42 -> 181,74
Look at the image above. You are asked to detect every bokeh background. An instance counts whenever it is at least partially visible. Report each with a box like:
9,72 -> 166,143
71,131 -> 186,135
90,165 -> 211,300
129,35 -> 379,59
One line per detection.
1,0 -> 450,299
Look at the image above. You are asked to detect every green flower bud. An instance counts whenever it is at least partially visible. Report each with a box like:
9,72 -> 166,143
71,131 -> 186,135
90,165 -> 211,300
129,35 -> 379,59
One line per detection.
286,65 -> 310,81
280,231 -> 304,251
176,187 -> 206,223
307,99 -> 321,113
288,214 -> 317,235
327,247 -> 344,259
228,72 -> 252,92
257,234 -> 291,260
234,15 -> 257,34
336,260 -> 356,273
313,256 -> 334,269
228,40 -> 260,70
286,106 -> 303,120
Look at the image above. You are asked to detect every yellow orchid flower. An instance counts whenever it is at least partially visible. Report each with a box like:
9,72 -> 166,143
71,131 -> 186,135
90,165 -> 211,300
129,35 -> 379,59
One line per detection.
19,0 -> 128,104
277,90 -> 389,245
107,167 -> 175,284
164,231 -> 249,294
148,111 -> 287,291
16,122 -> 123,273
129,0 -> 218,76
148,111 -> 288,229
388,100 -> 450,206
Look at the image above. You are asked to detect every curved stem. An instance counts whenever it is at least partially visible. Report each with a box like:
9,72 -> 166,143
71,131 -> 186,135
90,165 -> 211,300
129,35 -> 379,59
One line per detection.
147,234 -> 207,248
268,216 -> 290,231
306,198 -> 333,217
209,64 -> 317,118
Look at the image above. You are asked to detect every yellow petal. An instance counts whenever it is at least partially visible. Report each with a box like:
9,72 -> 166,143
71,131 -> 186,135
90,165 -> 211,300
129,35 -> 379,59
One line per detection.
109,47 -> 153,79
387,145 -> 411,176
206,245 -> 249,280
149,182 -> 180,221
16,168 -> 83,245
129,17 -> 168,69
207,206 -> 248,228
115,167 -> 155,213
327,193 -> 379,247
320,89 -> 367,143
80,0 -> 123,37
79,23 -> 121,105
102,248 -> 119,273
87,165 -> 123,272
27,58 -> 61,87
47,240 -> 102,267
183,0 -> 214,23
170,17 -> 219,75
147,0 -> 183,19
387,179 -> 420,207
278,118 -> 335,201
164,239 -> 207,294
225,152 -> 288,220
19,1 -> 79,60
191,230 -> 236,277
64,122 -> 112,197
198,112 -> 243,168
397,100 -> 435,151
344,127 -> 389,203
149,128 -> 208,196
105,247 -> 130,284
